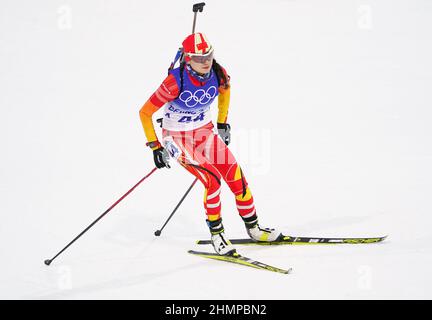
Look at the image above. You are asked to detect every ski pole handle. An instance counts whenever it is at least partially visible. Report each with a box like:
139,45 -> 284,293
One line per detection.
193,2 -> 205,12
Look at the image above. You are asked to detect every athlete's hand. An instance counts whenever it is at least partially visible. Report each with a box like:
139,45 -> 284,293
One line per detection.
217,123 -> 231,145
153,147 -> 171,169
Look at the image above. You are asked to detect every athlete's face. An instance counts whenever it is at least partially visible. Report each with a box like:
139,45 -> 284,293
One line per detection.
189,56 -> 213,75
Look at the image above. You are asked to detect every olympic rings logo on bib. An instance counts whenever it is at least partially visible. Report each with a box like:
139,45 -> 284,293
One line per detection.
179,86 -> 217,108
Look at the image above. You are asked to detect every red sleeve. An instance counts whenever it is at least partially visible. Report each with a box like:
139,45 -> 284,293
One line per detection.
149,74 -> 180,107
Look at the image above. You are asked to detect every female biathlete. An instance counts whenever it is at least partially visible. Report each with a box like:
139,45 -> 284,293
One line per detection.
139,33 -> 282,255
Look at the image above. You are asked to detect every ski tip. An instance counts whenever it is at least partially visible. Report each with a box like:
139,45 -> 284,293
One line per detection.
374,235 -> 388,242
275,267 -> 292,275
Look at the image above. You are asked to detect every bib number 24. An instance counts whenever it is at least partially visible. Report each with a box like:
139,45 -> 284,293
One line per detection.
178,112 -> 205,123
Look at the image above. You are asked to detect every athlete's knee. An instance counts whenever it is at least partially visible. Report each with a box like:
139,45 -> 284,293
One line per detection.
226,165 -> 249,196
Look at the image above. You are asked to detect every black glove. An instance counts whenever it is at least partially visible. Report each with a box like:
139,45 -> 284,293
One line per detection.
217,123 -> 231,145
153,147 -> 170,169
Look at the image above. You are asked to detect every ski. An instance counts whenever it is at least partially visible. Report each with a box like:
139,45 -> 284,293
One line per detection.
188,250 -> 292,274
196,235 -> 387,246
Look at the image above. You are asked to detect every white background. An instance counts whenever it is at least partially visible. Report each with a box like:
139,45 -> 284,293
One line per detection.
1,0 -> 431,299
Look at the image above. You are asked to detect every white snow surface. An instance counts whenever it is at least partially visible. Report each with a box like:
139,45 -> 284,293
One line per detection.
1,0 -> 431,299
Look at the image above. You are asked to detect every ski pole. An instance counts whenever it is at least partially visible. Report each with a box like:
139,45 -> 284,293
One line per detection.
44,167 -> 158,266
153,3 -> 207,237
192,3 -> 206,33
154,178 -> 198,236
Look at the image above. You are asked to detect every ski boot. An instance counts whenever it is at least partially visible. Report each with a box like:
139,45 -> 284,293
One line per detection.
246,224 -> 283,242
211,232 -> 236,256
207,218 -> 237,256
243,215 -> 282,242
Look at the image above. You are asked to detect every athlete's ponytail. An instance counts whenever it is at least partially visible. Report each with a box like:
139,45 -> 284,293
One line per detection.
212,59 -> 230,90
